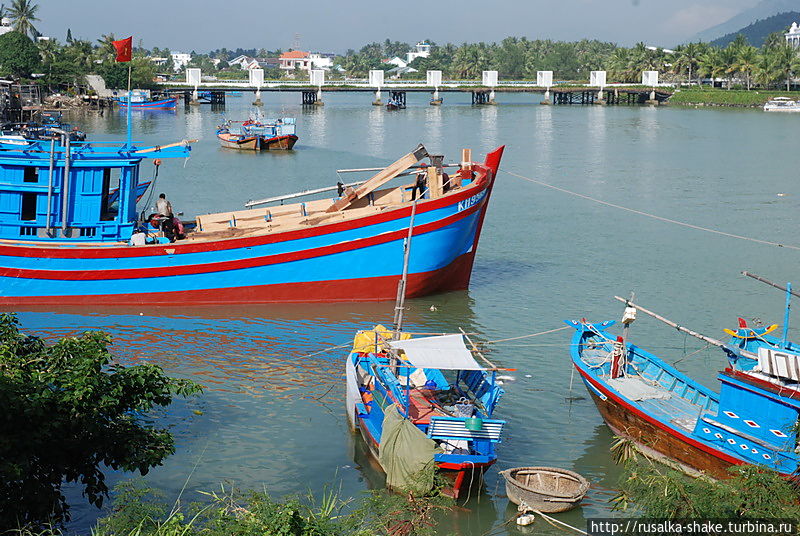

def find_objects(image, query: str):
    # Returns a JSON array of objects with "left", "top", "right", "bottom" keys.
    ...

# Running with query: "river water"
[{"left": 22, "top": 92, "right": 800, "bottom": 534}]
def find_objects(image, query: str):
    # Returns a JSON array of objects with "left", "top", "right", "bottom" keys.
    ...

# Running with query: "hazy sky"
[{"left": 36, "top": 0, "right": 758, "bottom": 53}]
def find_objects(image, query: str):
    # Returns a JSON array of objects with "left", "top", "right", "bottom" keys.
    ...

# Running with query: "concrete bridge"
[{"left": 160, "top": 69, "right": 673, "bottom": 107}]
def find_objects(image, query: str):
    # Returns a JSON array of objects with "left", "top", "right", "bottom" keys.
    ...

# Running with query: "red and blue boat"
[
  {"left": 568, "top": 298, "right": 800, "bottom": 479},
  {"left": 0, "top": 143, "right": 503, "bottom": 306}
]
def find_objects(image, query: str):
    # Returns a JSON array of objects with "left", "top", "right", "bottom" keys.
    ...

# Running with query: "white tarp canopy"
[{"left": 388, "top": 334, "right": 484, "bottom": 370}]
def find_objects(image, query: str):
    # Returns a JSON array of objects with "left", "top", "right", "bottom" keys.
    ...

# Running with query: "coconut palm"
[
  {"left": 769, "top": 45, "right": 800, "bottom": 91},
  {"left": 7, "top": 0, "right": 38, "bottom": 39},
  {"left": 673, "top": 42, "right": 704, "bottom": 85},
  {"left": 698, "top": 49, "right": 725, "bottom": 87},
  {"left": 733, "top": 45, "right": 759, "bottom": 90}
]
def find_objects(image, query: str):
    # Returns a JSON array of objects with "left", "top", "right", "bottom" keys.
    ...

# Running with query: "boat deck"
[
  {"left": 407, "top": 388, "right": 447, "bottom": 424},
  {"left": 605, "top": 372, "right": 704, "bottom": 431}
]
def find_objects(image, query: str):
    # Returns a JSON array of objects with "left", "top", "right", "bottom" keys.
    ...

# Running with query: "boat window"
[
  {"left": 100, "top": 168, "right": 121, "bottom": 221},
  {"left": 23, "top": 167, "right": 38, "bottom": 183},
  {"left": 21, "top": 192, "right": 36, "bottom": 221}
]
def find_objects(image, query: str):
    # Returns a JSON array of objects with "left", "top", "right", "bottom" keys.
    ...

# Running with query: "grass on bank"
[{"left": 669, "top": 87, "right": 800, "bottom": 107}]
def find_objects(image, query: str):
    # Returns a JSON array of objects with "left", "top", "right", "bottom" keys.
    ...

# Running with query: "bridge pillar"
[
  {"left": 373, "top": 89, "right": 382, "bottom": 106},
  {"left": 253, "top": 88, "right": 263, "bottom": 106},
  {"left": 190, "top": 88, "right": 200, "bottom": 106},
  {"left": 430, "top": 87, "right": 442, "bottom": 105},
  {"left": 541, "top": 89, "right": 551, "bottom": 105},
  {"left": 646, "top": 89, "right": 658, "bottom": 106}
]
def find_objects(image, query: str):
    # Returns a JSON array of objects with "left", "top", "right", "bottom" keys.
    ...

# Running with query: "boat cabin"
[{"left": 0, "top": 139, "right": 190, "bottom": 242}]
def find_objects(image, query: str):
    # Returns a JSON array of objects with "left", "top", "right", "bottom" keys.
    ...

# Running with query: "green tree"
[
  {"left": 769, "top": 44, "right": 800, "bottom": 91},
  {"left": 673, "top": 42, "right": 705, "bottom": 85},
  {"left": 7, "top": 0, "right": 38, "bottom": 39},
  {"left": 734, "top": 45, "right": 759, "bottom": 90},
  {"left": 0, "top": 314, "right": 200, "bottom": 528},
  {"left": 0, "top": 30, "right": 40, "bottom": 78}
]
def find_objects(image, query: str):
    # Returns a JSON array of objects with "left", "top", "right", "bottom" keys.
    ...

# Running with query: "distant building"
[
  {"left": 406, "top": 42, "right": 431, "bottom": 64},
  {"left": 787, "top": 22, "right": 800, "bottom": 48},
  {"left": 0, "top": 17, "right": 12, "bottom": 37},
  {"left": 230, "top": 55, "right": 260, "bottom": 69},
  {"left": 170, "top": 52, "right": 191, "bottom": 72},
  {"left": 383, "top": 56, "right": 408, "bottom": 69},
  {"left": 279, "top": 51, "right": 333, "bottom": 71}
]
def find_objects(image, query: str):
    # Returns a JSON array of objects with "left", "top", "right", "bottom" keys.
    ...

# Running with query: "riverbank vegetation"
[
  {"left": 0, "top": 314, "right": 201, "bottom": 530},
  {"left": 611, "top": 439, "right": 800, "bottom": 521}
]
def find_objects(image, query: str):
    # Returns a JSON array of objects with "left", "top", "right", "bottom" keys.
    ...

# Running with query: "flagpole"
[{"left": 126, "top": 60, "right": 132, "bottom": 147}]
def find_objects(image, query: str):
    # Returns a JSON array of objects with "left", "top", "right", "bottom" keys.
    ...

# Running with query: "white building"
[
  {"left": 406, "top": 42, "right": 431, "bottom": 64},
  {"left": 0, "top": 17, "right": 12, "bottom": 37},
  {"left": 309, "top": 53, "right": 333, "bottom": 69},
  {"left": 383, "top": 56, "right": 407, "bottom": 69},
  {"left": 230, "top": 55, "right": 261, "bottom": 70},
  {"left": 170, "top": 52, "right": 191, "bottom": 72},
  {"left": 787, "top": 22, "right": 800, "bottom": 48}
]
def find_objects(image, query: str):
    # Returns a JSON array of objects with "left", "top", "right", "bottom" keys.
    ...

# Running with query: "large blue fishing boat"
[
  {"left": 346, "top": 327, "right": 505, "bottom": 497},
  {"left": 568, "top": 299, "right": 800, "bottom": 479},
  {"left": 0, "top": 143, "right": 503, "bottom": 306}
]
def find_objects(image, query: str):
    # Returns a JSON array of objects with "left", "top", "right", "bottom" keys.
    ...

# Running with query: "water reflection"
[{"left": 367, "top": 104, "right": 385, "bottom": 157}]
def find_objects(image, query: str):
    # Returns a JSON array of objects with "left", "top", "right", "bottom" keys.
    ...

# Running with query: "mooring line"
[{"left": 503, "top": 169, "right": 800, "bottom": 251}]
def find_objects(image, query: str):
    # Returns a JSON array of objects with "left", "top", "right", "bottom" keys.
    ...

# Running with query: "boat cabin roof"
[{"left": 388, "top": 334, "right": 484, "bottom": 370}]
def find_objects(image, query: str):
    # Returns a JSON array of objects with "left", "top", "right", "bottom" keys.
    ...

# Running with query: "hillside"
[
  {"left": 710, "top": 11, "right": 800, "bottom": 47},
  {"left": 691, "top": 0, "right": 798, "bottom": 43}
]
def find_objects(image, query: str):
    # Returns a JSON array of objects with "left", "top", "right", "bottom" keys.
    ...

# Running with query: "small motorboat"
[
  {"left": 764, "top": 97, "right": 800, "bottom": 112},
  {"left": 500, "top": 466, "right": 589, "bottom": 513}
]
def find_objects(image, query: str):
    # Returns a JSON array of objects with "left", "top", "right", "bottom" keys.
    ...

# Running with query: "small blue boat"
[
  {"left": 115, "top": 90, "right": 177, "bottom": 110},
  {"left": 568, "top": 302, "right": 800, "bottom": 478},
  {"left": 346, "top": 328, "right": 505, "bottom": 497}
]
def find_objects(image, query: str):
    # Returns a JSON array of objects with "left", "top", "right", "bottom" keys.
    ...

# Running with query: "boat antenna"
[{"left": 741, "top": 271, "right": 797, "bottom": 349}]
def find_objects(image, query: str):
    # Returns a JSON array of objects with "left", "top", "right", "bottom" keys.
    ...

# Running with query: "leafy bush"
[{"left": 0, "top": 314, "right": 201, "bottom": 529}]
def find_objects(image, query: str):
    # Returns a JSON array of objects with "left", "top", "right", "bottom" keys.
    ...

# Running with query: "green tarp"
[{"left": 378, "top": 406, "right": 442, "bottom": 495}]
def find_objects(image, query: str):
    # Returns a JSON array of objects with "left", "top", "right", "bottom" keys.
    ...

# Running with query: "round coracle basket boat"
[{"left": 500, "top": 466, "right": 590, "bottom": 513}]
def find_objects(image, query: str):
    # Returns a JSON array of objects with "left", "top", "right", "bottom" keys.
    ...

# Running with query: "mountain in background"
[
  {"left": 709, "top": 11, "right": 800, "bottom": 47},
  {"left": 690, "top": 0, "right": 799, "bottom": 42}
]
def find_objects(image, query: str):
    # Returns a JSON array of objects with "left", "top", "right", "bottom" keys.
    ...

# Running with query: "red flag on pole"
[{"left": 112, "top": 36, "right": 133, "bottom": 62}]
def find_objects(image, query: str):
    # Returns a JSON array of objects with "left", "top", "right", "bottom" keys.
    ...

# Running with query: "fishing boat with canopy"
[
  {"left": 568, "top": 294, "right": 800, "bottom": 479},
  {"left": 346, "top": 325, "right": 506, "bottom": 498},
  {"left": 0, "top": 144, "right": 503, "bottom": 305},
  {"left": 216, "top": 117, "right": 298, "bottom": 151}
]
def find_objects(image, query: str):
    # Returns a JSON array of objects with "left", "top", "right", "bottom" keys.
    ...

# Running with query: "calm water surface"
[{"left": 21, "top": 92, "right": 800, "bottom": 534}]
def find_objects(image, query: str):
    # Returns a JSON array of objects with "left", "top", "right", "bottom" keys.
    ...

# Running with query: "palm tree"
[
  {"left": 769, "top": 45, "right": 800, "bottom": 91},
  {"left": 733, "top": 45, "right": 759, "bottom": 90},
  {"left": 673, "top": 42, "right": 704, "bottom": 85},
  {"left": 95, "top": 33, "right": 117, "bottom": 64},
  {"left": 698, "top": 49, "right": 725, "bottom": 87},
  {"left": 7, "top": 0, "right": 38, "bottom": 39}
]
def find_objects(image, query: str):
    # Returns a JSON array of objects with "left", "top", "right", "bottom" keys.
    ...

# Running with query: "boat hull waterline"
[{"left": 0, "top": 147, "right": 504, "bottom": 305}]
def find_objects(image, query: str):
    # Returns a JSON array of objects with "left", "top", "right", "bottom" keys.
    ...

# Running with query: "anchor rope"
[{"left": 503, "top": 169, "right": 800, "bottom": 251}]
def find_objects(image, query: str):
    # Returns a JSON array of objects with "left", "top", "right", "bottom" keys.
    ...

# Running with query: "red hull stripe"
[
  {"left": 0, "top": 201, "right": 482, "bottom": 281},
  {"left": 0, "top": 246, "right": 478, "bottom": 306},
  {"left": 579, "top": 368, "right": 746, "bottom": 467},
  {"left": 0, "top": 168, "right": 491, "bottom": 259}
]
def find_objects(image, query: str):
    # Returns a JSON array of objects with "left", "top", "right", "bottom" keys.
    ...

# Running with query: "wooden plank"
[
  {"left": 326, "top": 144, "right": 428, "bottom": 212},
  {"left": 427, "top": 166, "right": 441, "bottom": 199}
]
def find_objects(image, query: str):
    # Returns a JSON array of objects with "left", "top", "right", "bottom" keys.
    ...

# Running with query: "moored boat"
[
  {"left": 0, "top": 144, "right": 504, "bottom": 305},
  {"left": 568, "top": 301, "right": 800, "bottom": 479},
  {"left": 115, "top": 90, "right": 178, "bottom": 110},
  {"left": 216, "top": 118, "right": 298, "bottom": 151},
  {"left": 763, "top": 97, "right": 800, "bottom": 112},
  {"left": 346, "top": 326, "right": 505, "bottom": 498}
]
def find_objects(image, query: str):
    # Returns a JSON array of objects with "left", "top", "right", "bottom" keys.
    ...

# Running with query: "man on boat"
[
  {"left": 156, "top": 193, "right": 173, "bottom": 218},
  {"left": 411, "top": 168, "right": 427, "bottom": 200}
]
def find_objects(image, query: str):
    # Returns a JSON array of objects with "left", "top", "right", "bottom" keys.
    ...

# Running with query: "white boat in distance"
[{"left": 764, "top": 96, "right": 800, "bottom": 112}]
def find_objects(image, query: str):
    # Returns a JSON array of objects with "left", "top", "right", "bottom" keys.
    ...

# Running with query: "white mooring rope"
[{"left": 503, "top": 169, "right": 800, "bottom": 252}]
